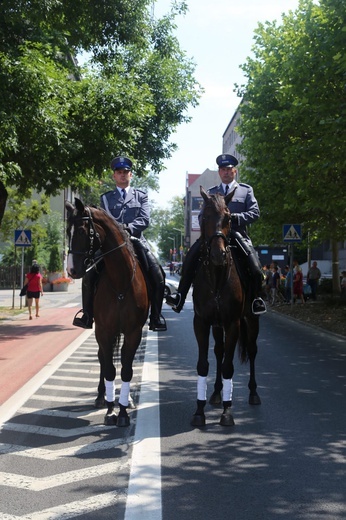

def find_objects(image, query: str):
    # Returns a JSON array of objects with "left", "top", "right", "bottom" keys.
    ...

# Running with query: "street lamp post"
[
  {"left": 168, "top": 236, "right": 176, "bottom": 261},
  {"left": 173, "top": 228, "right": 184, "bottom": 261}
]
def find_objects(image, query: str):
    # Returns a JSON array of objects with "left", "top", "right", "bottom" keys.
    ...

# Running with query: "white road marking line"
[
  {"left": 0, "top": 491, "right": 122, "bottom": 519},
  {"left": 0, "top": 437, "right": 134, "bottom": 459},
  {"left": 0, "top": 460, "right": 128, "bottom": 490},
  {"left": 0, "top": 329, "right": 94, "bottom": 427},
  {"left": 18, "top": 406, "right": 104, "bottom": 418},
  {"left": 1, "top": 421, "right": 117, "bottom": 437},
  {"left": 125, "top": 331, "right": 162, "bottom": 520}
]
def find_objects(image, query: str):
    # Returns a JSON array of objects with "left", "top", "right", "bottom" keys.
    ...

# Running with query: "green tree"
[
  {"left": 147, "top": 196, "right": 185, "bottom": 260},
  {"left": 236, "top": 0, "right": 346, "bottom": 293},
  {"left": 0, "top": 1, "right": 202, "bottom": 224}
]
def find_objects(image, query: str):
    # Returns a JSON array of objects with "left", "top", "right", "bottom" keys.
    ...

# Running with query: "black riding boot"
[
  {"left": 166, "top": 239, "right": 201, "bottom": 313},
  {"left": 147, "top": 256, "right": 167, "bottom": 331},
  {"left": 73, "top": 269, "right": 97, "bottom": 329},
  {"left": 132, "top": 239, "right": 167, "bottom": 331},
  {"left": 232, "top": 232, "right": 266, "bottom": 315}
]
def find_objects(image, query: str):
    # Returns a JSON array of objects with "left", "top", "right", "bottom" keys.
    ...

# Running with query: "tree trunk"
[
  {"left": 331, "top": 238, "right": 341, "bottom": 296},
  {"left": 0, "top": 181, "right": 8, "bottom": 227}
]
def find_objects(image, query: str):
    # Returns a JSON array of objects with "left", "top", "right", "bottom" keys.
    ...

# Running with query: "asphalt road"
[{"left": 0, "top": 275, "right": 345, "bottom": 519}]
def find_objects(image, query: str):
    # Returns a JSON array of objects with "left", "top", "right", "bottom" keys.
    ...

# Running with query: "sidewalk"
[{"left": 0, "top": 278, "right": 82, "bottom": 316}]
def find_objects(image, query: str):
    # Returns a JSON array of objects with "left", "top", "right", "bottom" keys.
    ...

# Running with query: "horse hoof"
[
  {"left": 249, "top": 394, "right": 261, "bottom": 405},
  {"left": 104, "top": 413, "right": 117, "bottom": 426},
  {"left": 117, "top": 415, "right": 130, "bottom": 427},
  {"left": 95, "top": 397, "right": 106, "bottom": 409},
  {"left": 220, "top": 412, "right": 235, "bottom": 427},
  {"left": 191, "top": 414, "right": 206, "bottom": 427},
  {"left": 209, "top": 391, "right": 222, "bottom": 406}
]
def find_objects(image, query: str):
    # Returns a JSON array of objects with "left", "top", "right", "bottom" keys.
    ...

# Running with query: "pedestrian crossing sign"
[
  {"left": 15, "top": 229, "right": 32, "bottom": 246},
  {"left": 283, "top": 224, "right": 302, "bottom": 242}
]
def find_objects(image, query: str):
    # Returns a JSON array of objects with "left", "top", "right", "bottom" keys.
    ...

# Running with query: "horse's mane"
[{"left": 89, "top": 205, "right": 134, "bottom": 249}]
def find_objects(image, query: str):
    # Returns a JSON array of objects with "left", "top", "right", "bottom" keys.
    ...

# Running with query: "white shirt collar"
[{"left": 222, "top": 180, "right": 237, "bottom": 192}]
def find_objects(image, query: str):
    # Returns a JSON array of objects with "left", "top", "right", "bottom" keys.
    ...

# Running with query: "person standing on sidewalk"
[
  {"left": 307, "top": 261, "right": 321, "bottom": 301},
  {"left": 24, "top": 264, "right": 43, "bottom": 320}
]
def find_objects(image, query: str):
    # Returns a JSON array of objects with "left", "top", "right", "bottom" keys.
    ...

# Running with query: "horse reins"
[
  {"left": 69, "top": 207, "right": 137, "bottom": 300},
  {"left": 68, "top": 207, "right": 127, "bottom": 272}
]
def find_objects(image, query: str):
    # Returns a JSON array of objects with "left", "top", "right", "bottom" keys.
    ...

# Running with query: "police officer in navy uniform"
[
  {"left": 73, "top": 156, "right": 167, "bottom": 331},
  {"left": 166, "top": 153, "right": 266, "bottom": 315}
]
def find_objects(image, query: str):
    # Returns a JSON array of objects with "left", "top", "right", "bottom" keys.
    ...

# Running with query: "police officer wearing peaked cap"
[
  {"left": 73, "top": 155, "right": 167, "bottom": 331},
  {"left": 166, "top": 153, "right": 267, "bottom": 315}
]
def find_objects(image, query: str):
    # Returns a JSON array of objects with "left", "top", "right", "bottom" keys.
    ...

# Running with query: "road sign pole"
[
  {"left": 290, "top": 245, "right": 294, "bottom": 309},
  {"left": 20, "top": 248, "right": 25, "bottom": 309}
]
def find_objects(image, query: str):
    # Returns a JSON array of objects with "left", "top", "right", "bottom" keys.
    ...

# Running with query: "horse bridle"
[
  {"left": 68, "top": 207, "right": 127, "bottom": 272},
  {"left": 204, "top": 231, "right": 231, "bottom": 263}
]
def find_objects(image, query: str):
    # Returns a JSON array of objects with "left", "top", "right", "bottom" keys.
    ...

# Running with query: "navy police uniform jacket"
[
  {"left": 100, "top": 187, "right": 149, "bottom": 241},
  {"left": 206, "top": 182, "right": 260, "bottom": 238}
]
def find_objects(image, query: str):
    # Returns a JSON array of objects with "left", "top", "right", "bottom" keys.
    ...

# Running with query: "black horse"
[
  {"left": 191, "top": 186, "right": 261, "bottom": 427},
  {"left": 66, "top": 199, "right": 149, "bottom": 427}
]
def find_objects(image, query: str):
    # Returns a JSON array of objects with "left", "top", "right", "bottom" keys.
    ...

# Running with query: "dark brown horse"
[
  {"left": 191, "top": 186, "right": 260, "bottom": 427},
  {"left": 65, "top": 198, "right": 149, "bottom": 426}
]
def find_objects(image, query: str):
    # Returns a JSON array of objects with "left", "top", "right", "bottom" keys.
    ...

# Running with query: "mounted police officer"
[
  {"left": 166, "top": 153, "right": 266, "bottom": 315},
  {"left": 73, "top": 156, "right": 167, "bottom": 331}
]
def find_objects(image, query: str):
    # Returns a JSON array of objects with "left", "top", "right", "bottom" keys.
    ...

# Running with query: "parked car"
[{"left": 164, "top": 279, "right": 179, "bottom": 298}]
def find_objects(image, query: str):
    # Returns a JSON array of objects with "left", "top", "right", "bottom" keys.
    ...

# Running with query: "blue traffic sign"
[
  {"left": 283, "top": 224, "right": 302, "bottom": 242},
  {"left": 15, "top": 229, "right": 32, "bottom": 246}
]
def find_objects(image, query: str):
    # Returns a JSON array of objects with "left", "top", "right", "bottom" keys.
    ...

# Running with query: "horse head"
[
  {"left": 200, "top": 185, "right": 235, "bottom": 267},
  {"left": 65, "top": 198, "right": 102, "bottom": 279}
]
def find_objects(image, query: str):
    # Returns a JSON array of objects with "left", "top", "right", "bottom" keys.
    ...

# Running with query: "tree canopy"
[
  {"left": 236, "top": 0, "right": 346, "bottom": 250},
  {"left": 0, "top": 0, "right": 202, "bottom": 222}
]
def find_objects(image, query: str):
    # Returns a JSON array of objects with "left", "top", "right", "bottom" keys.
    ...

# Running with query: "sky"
[{"left": 149, "top": 0, "right": 300, "bottom": 208}]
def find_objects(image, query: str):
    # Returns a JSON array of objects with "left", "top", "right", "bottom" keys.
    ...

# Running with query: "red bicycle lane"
[{"left": 0, "top": 307, "right": 90, "bottom": 406}]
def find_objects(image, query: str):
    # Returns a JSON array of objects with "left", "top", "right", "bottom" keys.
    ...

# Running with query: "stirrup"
[
  {"left": 166, "top": 292, "right": 184, "bottom": 312},
  {"left": 73, "top": 309, "right": 93, "bottom": 329},
  {"left": 252, "top": 298, "right": 267, "bottom": 316}
]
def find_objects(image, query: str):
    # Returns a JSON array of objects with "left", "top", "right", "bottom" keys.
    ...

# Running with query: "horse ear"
[
  {"left": 74, "top": 198, "right": 85, "bottom": 212},
  {"left": 65, "top": 200, "right": 74, "bottom": 214},
  {"left": 225, "top": 187, "right": 237, "bottom": 205},
  {"left": 200, "top": 185, "right": 209, "bottom": 201}
]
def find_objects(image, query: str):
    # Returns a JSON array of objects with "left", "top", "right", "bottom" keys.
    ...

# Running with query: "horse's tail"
[{"left": 238, "top": 317, "right": 249, "bottom": 364}]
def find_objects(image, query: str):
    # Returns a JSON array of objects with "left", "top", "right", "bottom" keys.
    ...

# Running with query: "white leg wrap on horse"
[
  {"left": 105, "top": 380, "right": 115, "bottom": 403},
  {"left": 222, "top": 378, "right": 233, "bottom": 402},
  {"left": 197, "top": 375, "right": 207, "bottom": 401},
  {"left": 119, "top": 381, "right": 130, "bottom": 407}
]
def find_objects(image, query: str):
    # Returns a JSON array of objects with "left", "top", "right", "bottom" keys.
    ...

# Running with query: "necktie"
[
  {"left": 225, "top": 185, "right": 229, "bottom": 195},
  {"left": 121, "top": 189, "right": 126, "bottom": 199}
]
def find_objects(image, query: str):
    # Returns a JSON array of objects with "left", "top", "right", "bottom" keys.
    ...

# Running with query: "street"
[{"left": 0, "top": 275, "right": 345, "bottom": 519}]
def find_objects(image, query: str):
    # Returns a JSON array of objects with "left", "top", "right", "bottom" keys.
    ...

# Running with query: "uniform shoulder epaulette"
[
  {"left": 102, "top": 190, "right": 115, "bottom": 197},
  {"left": 207, "top": 185, "right": 219, "bottom": 192},
  {"left": 134, "top": 188, "right": 147, "bottom": 194},
  {"left": 238, "top": 182, "right": 251, "bottom": 188}
]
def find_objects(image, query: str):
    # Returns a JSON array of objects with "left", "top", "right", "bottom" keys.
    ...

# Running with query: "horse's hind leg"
[
  {"left": 242, "top": 316, "right": 261, "bottom": 405},
  {"left": 209, "top": 326, "right": 224, "bottom": 406},
  {"left": 95, "top": 348, "right": 106, "bottom": 409}
]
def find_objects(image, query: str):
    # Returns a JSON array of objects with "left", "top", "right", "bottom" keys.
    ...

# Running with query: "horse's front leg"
[
  {"left": 209, "top": 326, "right": 224, "bottom": 406},
  {"left": 100, "top": 347, "right": 117, "bottom": 426},
  {"left": 191, "top": 316, "right": 210, "bottom": 427},
  {"left": 244, "top": 316, "right": 261, "bottom": 405},
  {"left": 116, "top": 330, "right": 142, "bottom": 427},
  {"left": 219, "top": 320, "right": 239, "bottom": 426}
]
